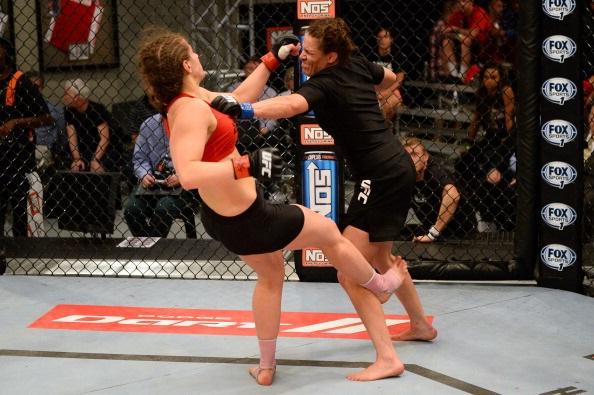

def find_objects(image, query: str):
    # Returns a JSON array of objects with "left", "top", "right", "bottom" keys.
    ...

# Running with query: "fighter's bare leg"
[
  {"left": 241, "top": 251, "right": 285, "bottom": 385},
  {"left": 338, "top": 271, "right": 405, "bottom": 381},
  {"left": 388, "top": 255, "right": 437, "bottom": 342},
  {"left": 344, "top": 226, "right": 437, "bottom": 342}
]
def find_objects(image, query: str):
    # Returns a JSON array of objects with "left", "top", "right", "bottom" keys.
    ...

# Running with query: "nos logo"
[
  {"left": 541, "top": 120, "right": 577, "bottom": 147},
  {"left": 541, "top": 161, "right": 577, "bottom": 189},
  {"left": 541, "top": 78, "right": 577, "bottom": 105},
  {"left": 542, "top": 0, "right": 576, "bottom": 20},
  {"left": 541, "top": 203, "right": 577, "bottom": 230},
  {"left": 542, "top": 35, "right": 577, "bottom": 63},
  {"left": 540, "top": 244, "right": 577, "bottom": 271}
]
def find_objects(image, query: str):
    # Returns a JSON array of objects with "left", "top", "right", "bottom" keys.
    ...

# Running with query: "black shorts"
[
  {"left": 200, "top": 193, "right": 305, "bottom": 255},
  {"left": 341, "top": 160, "right": 416, "bottom": 242}
]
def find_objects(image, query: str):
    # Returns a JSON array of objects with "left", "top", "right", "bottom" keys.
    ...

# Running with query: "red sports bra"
[{"left": 164, "top": 93, "right": 238, "bottom": 162}]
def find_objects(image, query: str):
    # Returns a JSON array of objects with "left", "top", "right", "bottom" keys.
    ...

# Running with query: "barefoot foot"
[
  {"left": 249, "top": 366, "right": 276, "bottom": 386},
  {"left": 347, "top": 359, "right": 404, "bottom": 381},
  {"left": 391, "top": 324, "right": 437, "bottom": 342}
]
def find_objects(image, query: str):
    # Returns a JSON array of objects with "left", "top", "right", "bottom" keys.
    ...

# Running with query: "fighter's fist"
[
  {"left": 271, "top": 33, "right": 301, "bottom": 61},
  {"left": 211, "top": 95, "right": 254, "bottom": 119},
  {"left": 261, "top": 33, "right": 301, "bottom": 71},
  {"left": 232, "top": 147, "right": 284, "bottom": 181}
]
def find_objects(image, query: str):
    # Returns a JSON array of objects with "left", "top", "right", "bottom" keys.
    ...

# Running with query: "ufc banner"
[
  {"left": 538, "top": 0, "right": 583, "bottom": 291},
  {"left": 293, "top": 0, "right": 341, "bottom": 282}
]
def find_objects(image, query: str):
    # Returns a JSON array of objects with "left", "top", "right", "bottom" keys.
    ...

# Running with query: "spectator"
[
  {"left": 228, "top": 56, "right": 278, "bottom": 142},
  {"left": 25, "top": 70, "right": 65, "bottom": 170},
  {"left": 467, "top": 62, "right": 515, "bottom": 144},
  {"left": 63, "top": 78, "right": 113, "bottom": 172},
  {"left": 457, "top": 63, "right": 515, "bottom": 231},
  {"left": 481, "top": 0, "right": 509, "bottom": 66},
  {"left": 404, "top": 137, "right": 475, "bottom": 241},
  {"left": 429, "top": 0, "right": 463, "bottom": 81},
  {"left": 368, "top": 27, "right": 405, "bottom": 122},
  {"left": 442, "top": 0, "right": 491, "bottom": 80},
  {"left": 0, "top": 37, "right": 53, "bottom": 270},
  {"left": 123, "top": 113, "right": 198, "bottom": 238},
  {"left": 369, "top": 27, "right": 400, "bottom": 72}
]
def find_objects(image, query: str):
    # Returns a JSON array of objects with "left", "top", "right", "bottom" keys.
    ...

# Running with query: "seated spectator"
[
  {"left": 429, "top": 0, "right": 462, "bottom": 81},
  {"left": 25, "top": 70, "right": 65, "bottom": 170},
  {"left": 457, "top": 63, "right": 515, "bottom": 231},
  {"left": 404, "top": 138, "right": 475, "bottom": 241},
  {"left": 123, "top": 113, "right": 198, "bottom": 238},
  {"left": 481, "top": 0, "right": 511, "bottom": 66},
  {"left": 369, "top": 27, "right": 402, "bottom": 73},
  {"left": 441, "top": 0, "right": 491, "bottom": 80},
  {"left": 63, "top": 78, "right": 114, "bottom": 172},
  {"left": 228, "top": 56, "right": 278, "bottom": 151},
  {"left": 466, "top": 62, "right": 515, "bottom": 145},
  {"left": 368, "top": 27, "right": 405, "bottom": 122}
]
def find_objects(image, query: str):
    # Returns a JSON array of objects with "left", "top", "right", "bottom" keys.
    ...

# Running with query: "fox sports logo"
[
  {"left": 541, "top": 203, "right": 577, "bottom": 230},
  {"left": 541, "top": 78, "right": 577, "bottom": 105},
  {"left": 540, "top": 244, "right": 577, "bottom": 271},
  {"left": 542, "top": 35, "right": 576, "bottom": 63},
  {"left": 541, "top": 120, "right": 577, "bottom": 147},
  {"left": 542, "top": 0, "right": 576, "bottom": 20},
  {"left": 541, "top": 161, "right": 577, "bottom": 189}
]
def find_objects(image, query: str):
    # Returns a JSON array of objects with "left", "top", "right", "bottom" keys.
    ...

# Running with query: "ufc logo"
[
  {"left": 261, "top": 151, "right": 272, "bottom": 178},
  {"left": 357, "top": 180, "right": 371, "bottom": 204}
]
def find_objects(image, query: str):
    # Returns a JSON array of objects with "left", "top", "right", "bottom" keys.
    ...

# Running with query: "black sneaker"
[{"left": 0, "top": 255, "right": 6, "bottom": 275}]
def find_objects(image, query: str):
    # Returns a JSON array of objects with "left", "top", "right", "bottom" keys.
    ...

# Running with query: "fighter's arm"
[
  {"left": 375, "top": 67, "right": 405, "bottom": 92},
  {"left": 201, "top": 39, "right": 300, "bottom": 103},
  {"left": 414, "top": 183, "right": 460, "bottom": 243},
  {"left": 252, "top": 93, "right": 309, "bottom": 119},
  {"left": 199, "top": 62, "right": 274, "bottom": 103}
]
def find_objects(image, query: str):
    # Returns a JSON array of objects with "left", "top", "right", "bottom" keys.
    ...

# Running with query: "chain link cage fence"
[{"left": 0, "top": 0, "right": 589, "bottom": 291}]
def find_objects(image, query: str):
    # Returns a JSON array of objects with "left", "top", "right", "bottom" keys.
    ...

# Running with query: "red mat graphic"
[{"left": 30, "top": 304, "right": 433, "bottom": 340}]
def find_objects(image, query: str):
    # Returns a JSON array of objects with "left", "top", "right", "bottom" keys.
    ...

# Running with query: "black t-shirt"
[
  {"left": 369, "top": 52, "right": 399, "bottom": 73},
  {"left": 0, "top": 71, "right": 50, "bottom": 176},
  {"left": 65, "top": 101, "right": 110, "bottom": 162},
  {"left": 297, "top": 53, "right": 410, "bottom": 180},
  {"left": 412, "top": 156, "right": 456, "bottom": 224}
]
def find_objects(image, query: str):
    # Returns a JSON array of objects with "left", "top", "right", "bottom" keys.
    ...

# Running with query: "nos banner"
[
  {"left": 538, "top": 0, "right": 583, "bottom": 291},
  {"left": 293, "top": 0, "right": 341, "bottom": 282}
]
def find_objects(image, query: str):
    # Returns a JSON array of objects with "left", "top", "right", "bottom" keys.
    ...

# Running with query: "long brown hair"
[
  {"left": 137, "top": 27, "right": 189, "bottom": 114},
  {"left": 306, "top": 18, "right": 358, "bottom": 65}
]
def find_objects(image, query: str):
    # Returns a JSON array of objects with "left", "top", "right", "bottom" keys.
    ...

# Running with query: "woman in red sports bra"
[{"left": 137, "top": 27, "right": 408, "bottom": 386}]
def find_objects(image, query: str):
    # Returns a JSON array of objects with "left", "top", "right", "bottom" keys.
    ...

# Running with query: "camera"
[{"left": 153, "top": 155, "right": 174, "bottom": 184}]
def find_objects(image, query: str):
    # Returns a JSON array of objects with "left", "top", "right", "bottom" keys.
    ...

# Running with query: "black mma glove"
[
  {"left": 211, "top": 95, "right": 254, "bottom": 119},
  {"left": 261, "top": 33, "right": 300, "bottom": 71},
  {"left": 232, "top": 147, "right": 283, "bottom": 181}
]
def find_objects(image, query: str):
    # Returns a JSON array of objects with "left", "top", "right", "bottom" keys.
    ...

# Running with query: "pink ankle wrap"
[
  {"left": 258, "top": 338, "right": 277, "bottom": 369},
  {"left": 362, "top": 270, "right": 402, "bottom": 294}
]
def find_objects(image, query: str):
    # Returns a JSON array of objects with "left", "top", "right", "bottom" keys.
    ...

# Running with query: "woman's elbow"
[{"left": 176, "top": 170, "right": 195, "bottom": 190}]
